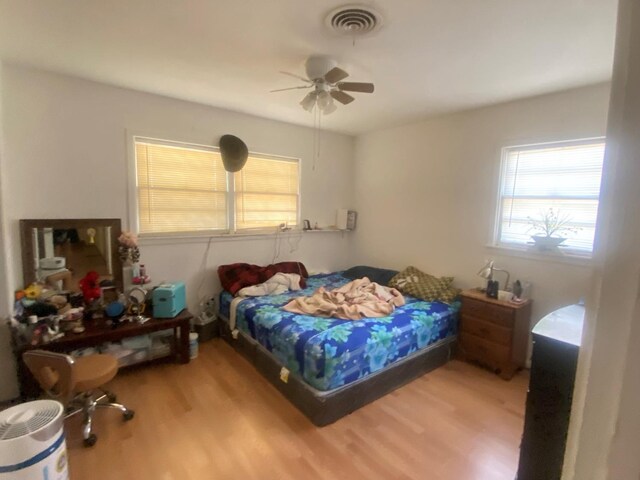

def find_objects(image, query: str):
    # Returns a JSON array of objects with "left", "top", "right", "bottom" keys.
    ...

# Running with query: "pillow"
[
  {"left": 389, "top": 266, "right": 456, "bottom": 302},
  {"left": 438, "top": 286, "right": 461, "bottom": 304},
  {"left": 342, "top": 266, "right": 399, "bottom": 286}
]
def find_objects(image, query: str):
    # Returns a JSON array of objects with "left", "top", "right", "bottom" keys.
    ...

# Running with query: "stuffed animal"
[
  {"left": 47, "top": 294, "right": 71, "bottom": 315},
  {"left": 79, "top": 271, "right": 101, "bottom": 304},
  {"left": 23, "top": 284, "right": 42, "bottom": 300}
]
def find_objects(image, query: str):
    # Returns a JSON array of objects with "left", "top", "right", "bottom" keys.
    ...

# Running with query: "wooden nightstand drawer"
[
  {"left": 459, "top": 289, "right": 532, "bottom": 380},
  {"left": 460, "top": 315, "right": 512, "bottom": 346},
  {"left": 460, "top": 332, "right": 510, "bottom": 365},
  {"left": 461, "top": 297, "right": 514, "bottom": 327}
]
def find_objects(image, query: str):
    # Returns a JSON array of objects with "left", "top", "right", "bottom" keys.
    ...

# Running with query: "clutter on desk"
[
  {"left": 9, "top": 244, "right": 188, "bottom": 349},
  {"left": 119, "top": 231, "right": 151, "bottom": 285},
  {"left": 132, "top": 263, "right": 151, "bottom": 285},
  {"left": 152, "top": 281, "right": 186, "bottom": 318},
  {"left": 126, "top": 286, "right": 149, "bottom": 324}
]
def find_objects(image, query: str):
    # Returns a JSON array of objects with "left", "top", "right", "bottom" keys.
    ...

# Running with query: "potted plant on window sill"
[{"left": 528, "top": 208, "right": 580, "bottom": 252}]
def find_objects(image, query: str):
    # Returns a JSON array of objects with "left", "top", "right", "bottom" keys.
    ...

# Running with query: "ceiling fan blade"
[
  {"left": 324, "top": 67, "right": 349, "bottom": 84},
  {"left": 279, "top": 71, "right": 312, "bottom": 83},
  {"left": 270, "top": 85, "right": 312, "bottom": 93},
  {"left": 330, "top": 90, "right": 355, "bottom": 105},
  {"left": 337, "top": 82, "right": 375, "bottom": 93}
]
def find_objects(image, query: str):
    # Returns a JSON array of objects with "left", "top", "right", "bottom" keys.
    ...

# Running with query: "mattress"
[{"left": 219, "top": 272, "right": 459, "bottom": 391}]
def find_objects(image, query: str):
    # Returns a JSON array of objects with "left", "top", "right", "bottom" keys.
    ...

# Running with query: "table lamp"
[{"left": 478, "top": 260, "right": 510, "bottom": 298}]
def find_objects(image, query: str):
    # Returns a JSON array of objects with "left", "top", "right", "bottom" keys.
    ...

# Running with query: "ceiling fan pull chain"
[
  {"left": 312, "top": 107, "right": 318, "bottom": 171},
  {"left": 317, "top": 111, "right": 322, "bottom": 168}
]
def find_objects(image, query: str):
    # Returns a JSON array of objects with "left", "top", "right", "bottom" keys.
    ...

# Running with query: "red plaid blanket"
[{"left": 218, "top": 262, "right": 309, "bottom": 296}]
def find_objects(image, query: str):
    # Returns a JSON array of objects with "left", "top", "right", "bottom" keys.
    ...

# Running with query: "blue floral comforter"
[{"left": 219, "top": 272, "right": 459, "bottom": 392}]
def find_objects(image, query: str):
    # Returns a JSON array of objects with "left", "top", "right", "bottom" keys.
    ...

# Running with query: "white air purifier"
[{"left": 0, "top": 400, "right": 68, "bottom": 480}]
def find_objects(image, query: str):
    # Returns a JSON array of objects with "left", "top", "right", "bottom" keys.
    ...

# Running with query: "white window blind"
[
  {"left": 135, "top": 139, "right": 228, "bottom": 234},
  {"left": 496, "top": 139, "right": 605, "bottom": 254},
  {"left": 234, "top": 155, "right": 299, "bottom": 231},
  {"left": 133, "top": 137, "right": 301, "bottom": 236}
]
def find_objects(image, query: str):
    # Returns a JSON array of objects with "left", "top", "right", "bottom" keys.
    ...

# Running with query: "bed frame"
[{"left": 217, "top": 315, "right": 457, "bottom": 426}]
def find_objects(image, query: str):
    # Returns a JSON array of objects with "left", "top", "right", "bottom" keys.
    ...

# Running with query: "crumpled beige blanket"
[{"left": 283, "top": 277, "right": 405, "bottom": 320}]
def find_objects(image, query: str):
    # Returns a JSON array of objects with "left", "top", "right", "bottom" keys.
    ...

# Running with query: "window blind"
[
  {"left": 135, "top": 139, "right": 228, "bottom": 234},
  {"left": 497, "top": 140, "right": 605, "bottom": 253},
  {"left": 234, "top": 155, "right": 299, "bottom": 231}
]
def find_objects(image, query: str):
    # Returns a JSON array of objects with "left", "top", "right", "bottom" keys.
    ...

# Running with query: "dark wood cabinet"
[
  {"left": 517, "top": 304, "right": 584, "bottom": 480},
  {"left": 458, "top": 289, "right": 532, "bottom": 379}
]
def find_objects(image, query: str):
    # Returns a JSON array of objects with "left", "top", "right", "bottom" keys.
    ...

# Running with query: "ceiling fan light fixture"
[
  {"left": 317, "top": 91, "right": 332, "bottom": 110},
  {"left": 274, "top": 55, "right": 374, "bottom": 114},
  {"left": 305, "top": 56, "right": 338, "bottom": 82},
  {"left": 322, "top": 101, "right": 337, "bottom": 115},
  {"left": 300, "top": 92, "right": 317, "bottom": 112}
]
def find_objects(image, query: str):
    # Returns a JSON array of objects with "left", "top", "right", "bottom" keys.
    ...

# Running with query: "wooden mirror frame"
[{"left": 20, "top": 218, "right": 123, "bottom": 292}]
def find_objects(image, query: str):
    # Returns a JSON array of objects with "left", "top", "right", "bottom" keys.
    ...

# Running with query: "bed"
[{"left": 217, "top": 271, "right": 459, "bottom": 426}]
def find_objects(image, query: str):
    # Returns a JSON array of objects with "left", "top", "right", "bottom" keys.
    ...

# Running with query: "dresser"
[
  {"left": 516, "top": 304, "right": 584, "bottom": 480},
  {"left": 458, "top": 289, "right": 532, "bottom": 379}
]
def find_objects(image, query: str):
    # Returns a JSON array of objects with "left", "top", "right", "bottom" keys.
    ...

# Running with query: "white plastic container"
[
  {"left": 0, "top": 400, "right": 69, "bottom": 479},
  {"left": 189, "top": 332, "right": 199, "bottom": 359}
]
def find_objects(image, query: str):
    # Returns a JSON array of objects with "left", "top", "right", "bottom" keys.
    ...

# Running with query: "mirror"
[{"left": 20, "top": 219, "right": 123, "bottom": 293}]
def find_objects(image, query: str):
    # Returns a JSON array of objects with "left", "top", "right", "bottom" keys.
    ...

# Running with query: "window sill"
[
  {"left": 138, "top": 228, "right": 348, "bottom": 246},
  {"left": 485, "top": 244, "right": 593, "bottom": 267}
]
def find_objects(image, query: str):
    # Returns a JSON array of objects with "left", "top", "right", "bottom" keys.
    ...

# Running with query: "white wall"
[
  {"left": 565, "top": 0, "right": 640, "bottom": 477},
  {"left": 351, "top": 83, "right": 611, "bottom": 326},
  {"left": 0, "top": 64, "right": 355, "bottom": 400},
  {"left": 0, "top": 62, "right": 19, "bottom": 401}
]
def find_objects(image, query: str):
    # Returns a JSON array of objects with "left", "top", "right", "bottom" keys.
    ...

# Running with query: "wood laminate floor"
[{"left": 65, "top": 339, "right": 528, "bottom": 480}]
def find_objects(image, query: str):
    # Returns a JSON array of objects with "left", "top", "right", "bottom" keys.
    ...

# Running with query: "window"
[
  {"left": 234, "top": 155, "right": 299, "bottom": 231},
  {"left": 133, "top": 137, "right": 300, "bottom": 235},
  {"left": 495, "top": 139, "right": 605, "bottom": 254}
]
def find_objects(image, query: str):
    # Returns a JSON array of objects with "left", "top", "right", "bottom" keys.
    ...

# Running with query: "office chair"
[{"left": 22, "top": 350, "right": 135, "bottom": 447}]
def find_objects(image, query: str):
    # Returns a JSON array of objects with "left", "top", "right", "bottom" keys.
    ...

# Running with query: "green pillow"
[
  {"left": 389, "top": 266, "right": 456, "bottom": 303},
  {"left": 438, "top": 286, "right": 461, "bottom": 304}
]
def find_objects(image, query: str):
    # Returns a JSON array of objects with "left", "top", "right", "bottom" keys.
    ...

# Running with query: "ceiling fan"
[{"left": 271, "top": 55, "right": 374, "bottom": 115}]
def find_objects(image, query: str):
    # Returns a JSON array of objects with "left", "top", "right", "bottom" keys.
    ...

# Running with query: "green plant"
[{"left": 527, "top": 208, "right": 580, "bottom": 238}]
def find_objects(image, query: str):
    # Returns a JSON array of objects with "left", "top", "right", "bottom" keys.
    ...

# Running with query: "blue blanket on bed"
[{"left": 219, "top": 272, "right": 459, "bottom": 391}]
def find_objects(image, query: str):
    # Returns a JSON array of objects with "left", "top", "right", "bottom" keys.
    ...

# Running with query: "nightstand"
[{"left": 458, "top": 289, "right": 532, "bottom": 380}]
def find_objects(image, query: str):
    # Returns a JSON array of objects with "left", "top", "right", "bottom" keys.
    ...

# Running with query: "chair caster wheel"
[
  {"left": 123, "top": 410, "right": 135, "bottom": 421},
  {"left": 84, "top": 434, "right": 97, "bottom": 447}
]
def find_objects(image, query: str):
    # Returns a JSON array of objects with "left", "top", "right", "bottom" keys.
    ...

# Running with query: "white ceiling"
[{"left": 0, "top": 0, "right": 618, "bottom": 135}]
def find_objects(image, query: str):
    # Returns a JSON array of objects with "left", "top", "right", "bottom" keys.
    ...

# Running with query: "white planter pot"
[{"left": 531, "top": 235, "right": 566, "bottom": 252}]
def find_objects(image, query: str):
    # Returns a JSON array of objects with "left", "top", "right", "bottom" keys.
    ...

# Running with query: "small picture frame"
[{"left": 303, "top": 219, "right": 311, "bottom": 231}]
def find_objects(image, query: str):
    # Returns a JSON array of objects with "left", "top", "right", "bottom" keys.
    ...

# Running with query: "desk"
[{"left": 15, "top": 309, "right": 192, "bottom": 399}]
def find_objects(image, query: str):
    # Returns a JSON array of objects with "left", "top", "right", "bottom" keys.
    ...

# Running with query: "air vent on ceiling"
[{"left": 325, "top": 5, "right": 383, "bottom": 37}]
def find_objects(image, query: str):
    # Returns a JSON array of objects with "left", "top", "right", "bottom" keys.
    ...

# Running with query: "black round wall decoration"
[{"left": 219, "top": 134, "right": 249, "bottom": 172}]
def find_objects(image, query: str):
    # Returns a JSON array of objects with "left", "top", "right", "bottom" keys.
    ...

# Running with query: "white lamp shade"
[
  {"left": 478, "top": 260, "right": 494, "bottom": 279},
  {"left": 322, "top": 101, "right": 337, "bottom": 115},
  {"left": 300, "top": 92, "right": 316, "bottom": 111},
  {"left": 317, "top": 91, "right": 332, "bottom": 110}
]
